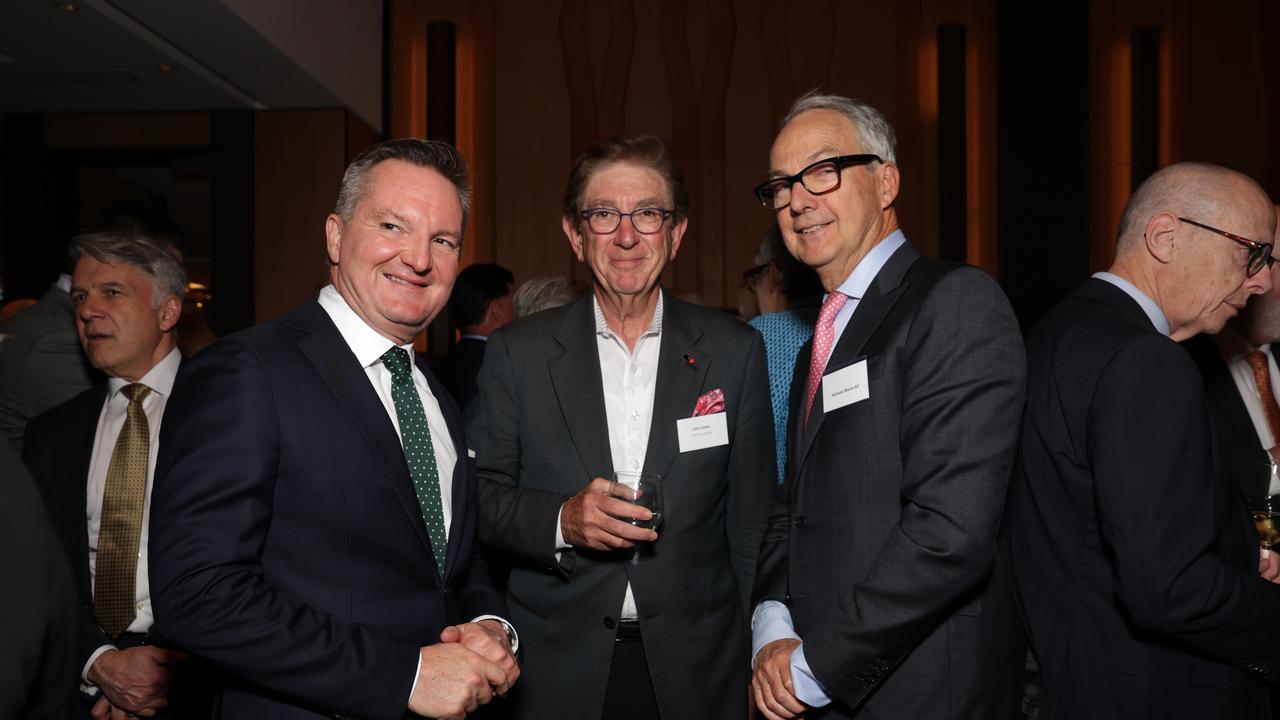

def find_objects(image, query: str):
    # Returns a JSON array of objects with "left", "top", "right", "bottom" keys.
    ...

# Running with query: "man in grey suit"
[
  {"left": 471, "top": 133, "right": 775, "bottom": 720},
  {"left": 750, "top": 93, "right": 1026, "bottom": 719},
  {"left": 0, "top": 271, "right": 98, "bottom": 452}
]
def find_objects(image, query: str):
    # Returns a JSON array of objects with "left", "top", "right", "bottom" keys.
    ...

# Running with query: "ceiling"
[{"left": 0, "top": 0, "right": 378, "bottom": 124}]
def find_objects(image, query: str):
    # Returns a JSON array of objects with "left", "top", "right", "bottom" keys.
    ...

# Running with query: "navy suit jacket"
[
  {"left": 1008, "top": 279, "right": 1280, "bottom": 719},
  {"left": 149, "top": 299, "right": 504, "bottom": 719}
]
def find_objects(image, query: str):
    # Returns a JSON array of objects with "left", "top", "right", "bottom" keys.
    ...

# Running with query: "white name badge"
[
  {"left": 822, "top": 359, "right": 870, "bottom": 413},
  {"left": 677, "top": 411, "right": 729, "bottom": 453}
]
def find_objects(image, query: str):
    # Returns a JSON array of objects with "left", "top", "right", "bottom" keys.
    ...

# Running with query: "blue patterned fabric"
[{"left": 749, "top": 310, "right": 815, "bottom": 483}]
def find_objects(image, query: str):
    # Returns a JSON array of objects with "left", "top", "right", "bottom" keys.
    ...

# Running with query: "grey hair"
[
  {"left": 1116, "top": 161, "right": 1258, "bottom": 251},
  {"left": 334, "top": 138, "right": 471, "bottom": 235},
  {"left": 781, "top": 91, "right": 898, "bottom": 164},
  {"left": 514, "top": 275, "right": 578, "bottom": 318},
  {"left": 69, "top": 230, "right": 187, "bottom": 306}
]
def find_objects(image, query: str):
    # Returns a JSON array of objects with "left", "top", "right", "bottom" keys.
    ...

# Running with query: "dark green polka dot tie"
[{"left": 381, "top": 347, "right": 447, "bottom": 576}]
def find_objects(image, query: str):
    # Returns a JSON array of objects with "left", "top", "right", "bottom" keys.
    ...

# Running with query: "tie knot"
[
  {"left": 818, "top": 291, "right": 849, "bottom": 324},
  {"left": 1248, "top": 350, "right": 1271, "bottom": 374},
  {"left": 120, "top": 383, "right": 151, "bottom": 405},
  {"left": 381, "top": 346, "right": 413, "bottom": 382}
]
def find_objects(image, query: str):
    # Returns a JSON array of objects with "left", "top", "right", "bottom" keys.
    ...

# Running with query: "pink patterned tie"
[{"left": 804, "top": 291, "right": 849, "bottom": 428}]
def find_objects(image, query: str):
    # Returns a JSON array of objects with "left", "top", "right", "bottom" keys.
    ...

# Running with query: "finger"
[
  {"left": 440, "top": 625, "right": 463, "bottom": 644},
  {"left": 90, "top": 698, "right": 112, "bottom": 720},
  {"left": 769, "top": 663, "right": 806, "bottom": 717}
]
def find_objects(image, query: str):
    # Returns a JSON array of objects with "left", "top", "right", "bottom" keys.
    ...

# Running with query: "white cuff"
[
  {"left": 471, "top": 615, "right": 520, "bottom": 654},
  {"left": 80, "top": 644, "right": 117, "bottom": 695}
]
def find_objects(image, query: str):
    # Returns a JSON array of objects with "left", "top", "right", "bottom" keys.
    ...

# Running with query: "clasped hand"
[{"left": 409, "top": 620, "right": 520, "bottom": 720}]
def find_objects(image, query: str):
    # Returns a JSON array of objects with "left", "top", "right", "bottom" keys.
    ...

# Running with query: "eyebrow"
[
  {"left": 368, "top": 209, "right": 415, "bottom": 226},
  {"left": 584, "top": 197, "right": 667, "bottom": 209},
  {"left": 767, "top": 146, "right": 845, "bottom": 179}
]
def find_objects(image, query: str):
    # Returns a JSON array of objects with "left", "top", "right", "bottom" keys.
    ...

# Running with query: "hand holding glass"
[
  {"left": 611, "top": 472, "right": 663, "bottom": 531},
  {"left": 1250, "top": 462, "right": 1280, "bottom": 550}
]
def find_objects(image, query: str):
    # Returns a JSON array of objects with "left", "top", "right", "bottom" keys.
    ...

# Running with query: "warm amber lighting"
[
  {"left": 53, "top": 2, "right": 76, "bottom": 12},
  {"left": 158, "top": 63, "right": 173, "bottom": 73}
]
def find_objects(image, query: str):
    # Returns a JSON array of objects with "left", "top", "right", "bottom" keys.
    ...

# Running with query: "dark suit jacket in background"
[
  {"left": 0, "top": 282, "right": 98, "bottom": 453},
  {"left": 1007, "top": 279, "right": 1280, "bottom": 719},
  {"left": 754, "top": 242, "right": 1027, "bottom": 719},
  {"left": 25, "top": 384, "right": 114, "bottom": 670},
  {"left": 149, "top": 299, "right": 506, "bottom": 720},
  {"left": 0, "top": 434, "right": 77, "bottom": 720},
  {"left": 435, "top": 335, "right": 487, "bottom": 420},
  {"left": 471, "top": 291, "right": 775, "bottom": 720},
  {"left": 1184, "top": 334, "right": 1275, "bottom": 502}
]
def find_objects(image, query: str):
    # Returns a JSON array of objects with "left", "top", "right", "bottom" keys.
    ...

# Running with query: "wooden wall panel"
[{"left": 253, "top": 110, "right": 344, "bottom": 323}]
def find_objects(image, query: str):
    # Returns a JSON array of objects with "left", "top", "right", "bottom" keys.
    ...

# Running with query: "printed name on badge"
[
  {"left": 677, "top": 411, "right": 729, "bottom": 453},
  {"left": 822, "top": 359, "right": 870, "bottom": 413}
]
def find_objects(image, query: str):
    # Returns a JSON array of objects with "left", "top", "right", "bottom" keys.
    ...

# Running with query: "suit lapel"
[
  {"left": 794, "top": 243, "right": 920, "bottom": 473},
  {"left": 548, "top": 296, "right": 616, "bottom": 480},
  {"left": 642, "top": 292, "right": 709, "bottom": 481},
  {"left": 292, "top": 303, "right": 436, "bottom": 564},
  {"left": 65, "top": 385, "right": 108, "bottom": 598}
]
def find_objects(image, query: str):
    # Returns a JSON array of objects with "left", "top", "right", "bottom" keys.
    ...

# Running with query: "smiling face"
[
  {"left": 562, "top": 161, "right": 687, "bottom": 301},
  {"left": 767, "top": 109, "right": 899, "bottom": 290},
  {"left": 326, "top": 159, "right": 464, "bottom": 344},
  {"left": 71, "top": 257, "right": 180, "bottom": 381}
]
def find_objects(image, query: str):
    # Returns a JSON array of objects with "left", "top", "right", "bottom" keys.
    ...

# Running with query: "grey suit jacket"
[
  {"left": 0, "top": 283, "right": 98, "bottom": 452},
  {"left": 755, "top": 242, "right": 1027, "bottom": 719},
  {"left": 471, "top": 290, "right": 775, "bottom": 720}
]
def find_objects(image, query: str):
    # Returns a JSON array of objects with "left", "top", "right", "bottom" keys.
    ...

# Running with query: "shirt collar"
[
  {"left": 1092, "top": 272, "right": 1172, "bottom": 336},
  {"left": 317, "top": 284, "right": 414, "bottom": 369},
  {"left": 832, "top": 229, "right": 907, "bottom": 301},
  {"left": 593, "top": 292, "right": 664, "bottom": 339},
  {"left": 107, "top": 346, "right": 181, "bottom": 400}
]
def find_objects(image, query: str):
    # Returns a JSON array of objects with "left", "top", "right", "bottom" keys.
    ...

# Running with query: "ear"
[
  {"left": 668, "top": 216, "right": 690, "bottom": 261},
  {"left": 325, "top": 214, "right": 344, "bottom": 266},
  {"left": 1144, "top": 211, "right": 1179, "bottom": 264},
  {"left": 762, "top": 262, "right": 783, "bottom": 291},
  {"left": 878, "top": 162, "right": 901, "bottom": 210},
  {"left": 563, "top": 216, "right": 586, "bottom": 262},
  {"left": 157, "top": 294, "right": 182, "bottom": 333}
]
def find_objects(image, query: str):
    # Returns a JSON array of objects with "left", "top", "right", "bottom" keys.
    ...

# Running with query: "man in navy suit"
[
  {"left": 1008, "top": 162, "right": 1280, "bottom": 718},
  {"left": 149, "top": 139, "right": 518, "bottom": 719},
  {"left": 24, "top": 230, "right": 195, "bottom": 718}
]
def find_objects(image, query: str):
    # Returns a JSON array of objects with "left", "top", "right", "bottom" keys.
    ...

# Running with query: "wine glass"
[{"left": 1250, "top": 461, "right": 1280, "bottom": 550}]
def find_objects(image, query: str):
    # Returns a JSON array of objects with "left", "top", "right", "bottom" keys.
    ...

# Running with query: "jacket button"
[
  {"left": 603, "top": 617, "right": 616, "bottom": 630},
  {"left": 794, "top": 516, "right": 807, "bottom": 529}
]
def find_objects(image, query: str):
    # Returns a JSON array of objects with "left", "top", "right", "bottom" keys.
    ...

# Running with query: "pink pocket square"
[{"left": 693, "top": 388, "right": 725, "bottom": 416}]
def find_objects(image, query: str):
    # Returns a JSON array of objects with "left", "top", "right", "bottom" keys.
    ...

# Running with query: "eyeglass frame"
[
  {"left": 1178, "top": 216, "right": 1275, "bottom": 277},
  {"left": 753, "top": 154, "right": 883, "bottom": 210},
  {"left": 578, "top": 206, "right": 674, "bottom": 235}
]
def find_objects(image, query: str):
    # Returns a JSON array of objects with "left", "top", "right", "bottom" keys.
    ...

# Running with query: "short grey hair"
[
  {"left": 514, "top": 275, "right": 578, "bottom": 318},
  {"left": 334, "top": 138, "right": 471, "bottom": 235},
  {"left": 781, "top": 91, "right": 898, "bottom": 164},
  {"left": 69, "top": 231, "right": 187, "bottom": 306}
]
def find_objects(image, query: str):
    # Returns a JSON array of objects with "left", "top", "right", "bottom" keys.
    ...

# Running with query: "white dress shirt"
[
  {"left": 1215, "top": 328, "right": 1280, "bottom": 495},
  {"left": 554, "top": 293, "right": 664, "bottom": 621},
  {"left": 750, "top": 229, "right": 906, "bottom": 707},
  {"left": 318, "top": 285, "right": 456, "bottom": 529},
  {"left": 82, "top": 347, "right": 182, "bottom": 682}
]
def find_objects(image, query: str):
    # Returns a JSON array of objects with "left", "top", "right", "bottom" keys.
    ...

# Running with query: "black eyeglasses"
[
  {"left": 1179, "top": 217, "right": 1274, "bottom": 276},
  {"left": 753, "top": 154, "right": 882, "bottom": 210},
  {"left": 579, "top": 207, "right": 673, "bottom": 234}
]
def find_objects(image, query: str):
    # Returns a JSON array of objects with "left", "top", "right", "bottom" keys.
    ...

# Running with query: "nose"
[
  {"left": 77, "top": 295, "right": 103, "bottom": 323},
  {"left": 787, "top": 179, "right": 817, "bottom": 214},
  {"left": 1247, "top": 260, "right": 1276, "bottom": 296},
  {"left": 614, "top": 216, "right": 640, "bottom": 249},
  {"left": 401, "top": 236, "right": 434, "bottom": 274}
]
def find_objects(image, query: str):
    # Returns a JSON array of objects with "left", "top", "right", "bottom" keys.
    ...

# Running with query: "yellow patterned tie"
[{"left": 95, "top": 383, "right": 151, "bottom": 639}]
